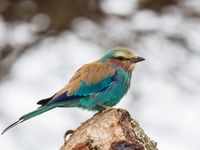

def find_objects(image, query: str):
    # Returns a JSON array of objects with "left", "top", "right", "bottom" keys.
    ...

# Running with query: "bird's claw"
[
  {"left": 64, "top": 129, "right": 74, "bottom": 142},
  {"left": 96, "top": 103, "right": 113, "bottom": 111}
]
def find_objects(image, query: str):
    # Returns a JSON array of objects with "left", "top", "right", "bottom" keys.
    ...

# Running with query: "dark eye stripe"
[
  {"left": 115, "top": 56, "right": 130, "bottom": 61},
  {"left": 115, "top": 56, "right": 124, "bottom": 60}
]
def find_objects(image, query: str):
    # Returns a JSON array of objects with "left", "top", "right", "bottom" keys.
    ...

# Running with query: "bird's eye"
[{"left": 115, "top": 56, "right": 124, "bottom": 60}]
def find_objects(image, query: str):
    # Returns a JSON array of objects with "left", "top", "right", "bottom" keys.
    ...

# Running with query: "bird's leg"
[{"left": 96, "top": 103, "right": 113, "bottom": 111}]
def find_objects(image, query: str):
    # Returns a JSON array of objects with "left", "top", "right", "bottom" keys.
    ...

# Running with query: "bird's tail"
[{"left": 1, "top": 104, "right": 58, "bottom": 135}]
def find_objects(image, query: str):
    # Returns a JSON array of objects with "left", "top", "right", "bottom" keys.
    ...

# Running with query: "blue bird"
[{"left": 2, "top": 47, "right": 145, "bottom": 134}]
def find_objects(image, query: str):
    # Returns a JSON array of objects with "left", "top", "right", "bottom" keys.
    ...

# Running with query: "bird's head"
[{"left": 100, "top": 47, "right": 145, "bottom": 74}]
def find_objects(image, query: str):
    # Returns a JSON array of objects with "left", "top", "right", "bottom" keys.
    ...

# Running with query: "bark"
[{"left": 60, "top": 108, "right": 158, "bottom": 150}]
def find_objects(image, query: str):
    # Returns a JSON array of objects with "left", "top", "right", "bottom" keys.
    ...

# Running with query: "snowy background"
[{"left": 0, "top": 0, "right": 200, "bottom": 150}]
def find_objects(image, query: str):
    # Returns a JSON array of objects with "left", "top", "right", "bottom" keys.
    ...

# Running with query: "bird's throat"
[{"left": 107, "top": 59, "right": 134, "bottom": 75}]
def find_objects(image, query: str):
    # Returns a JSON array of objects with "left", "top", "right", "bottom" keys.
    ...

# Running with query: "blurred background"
[{"left": 0, "top": 0, "right": 200, "bottom": 150}]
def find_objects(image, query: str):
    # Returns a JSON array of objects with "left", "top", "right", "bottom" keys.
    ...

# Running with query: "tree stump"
[{"left": 60, "top": 108, "right": 157, "bottom": 150}]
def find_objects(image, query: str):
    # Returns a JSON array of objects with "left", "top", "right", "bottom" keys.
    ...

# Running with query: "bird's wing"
[{"left": 37, "top": 62, "right": 116, "bottom": 106}]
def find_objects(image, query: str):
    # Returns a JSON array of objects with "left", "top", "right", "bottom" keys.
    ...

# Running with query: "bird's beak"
[{"left": 131, "top": 56, "right": 145, "bottom": 63}]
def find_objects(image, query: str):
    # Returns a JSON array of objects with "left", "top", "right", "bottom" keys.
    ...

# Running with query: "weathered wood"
[{"left": 60, "top": 108, "right": 157, "bottom": 150}]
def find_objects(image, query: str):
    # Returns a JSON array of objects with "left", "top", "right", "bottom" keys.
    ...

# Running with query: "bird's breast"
[
  {"left": 115, "top": 67, "right": 131, "bottom": 90},
  {"left": 96, "top": 67, "right": 131, "bottom": 105}
]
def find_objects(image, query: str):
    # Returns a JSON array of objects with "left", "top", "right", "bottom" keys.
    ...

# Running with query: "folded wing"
[{"left": 37, "top": 62, "right": 116, "bottom": 106}]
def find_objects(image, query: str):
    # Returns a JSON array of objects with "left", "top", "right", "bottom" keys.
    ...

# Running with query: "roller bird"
[{"left": 2, "top": 47, "right": 145, "bottom": 134}]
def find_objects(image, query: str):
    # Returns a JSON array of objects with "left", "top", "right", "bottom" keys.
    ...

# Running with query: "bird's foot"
[
  {"left": 64, "top": 129, "right": 74, "bottom": 143},
  {"left": 96, "top": 103, "right": 113, "bottom": 111}
]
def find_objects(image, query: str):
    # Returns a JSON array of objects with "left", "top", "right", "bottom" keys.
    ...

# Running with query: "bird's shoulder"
[
  {"left": 55, "top": 61, "right": 116, "bottom": 97},
  {"left": 70, "top": 61, "right": 115, "bottom": 83}
]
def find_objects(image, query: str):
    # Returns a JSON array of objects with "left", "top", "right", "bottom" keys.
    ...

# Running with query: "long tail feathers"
[
  {"left": 1, "top": 119, "right": 24, "bottom": 135},
  {"left": 1, "top": 104, "right": 58, "bottom": 135}
]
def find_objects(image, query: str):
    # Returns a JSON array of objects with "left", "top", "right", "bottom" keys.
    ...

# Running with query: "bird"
[{"left": 1, "top": 47, "right": 145, "bottom": 135}]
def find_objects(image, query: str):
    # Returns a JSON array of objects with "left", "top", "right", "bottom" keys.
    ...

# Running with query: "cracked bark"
[{"left": 60, "top": 108, "right": 158, "bottom": 150}]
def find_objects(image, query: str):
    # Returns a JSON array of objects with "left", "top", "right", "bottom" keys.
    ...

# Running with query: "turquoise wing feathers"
[{"left": 37, "top": 62, "right": 116, "bottom": 106}]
